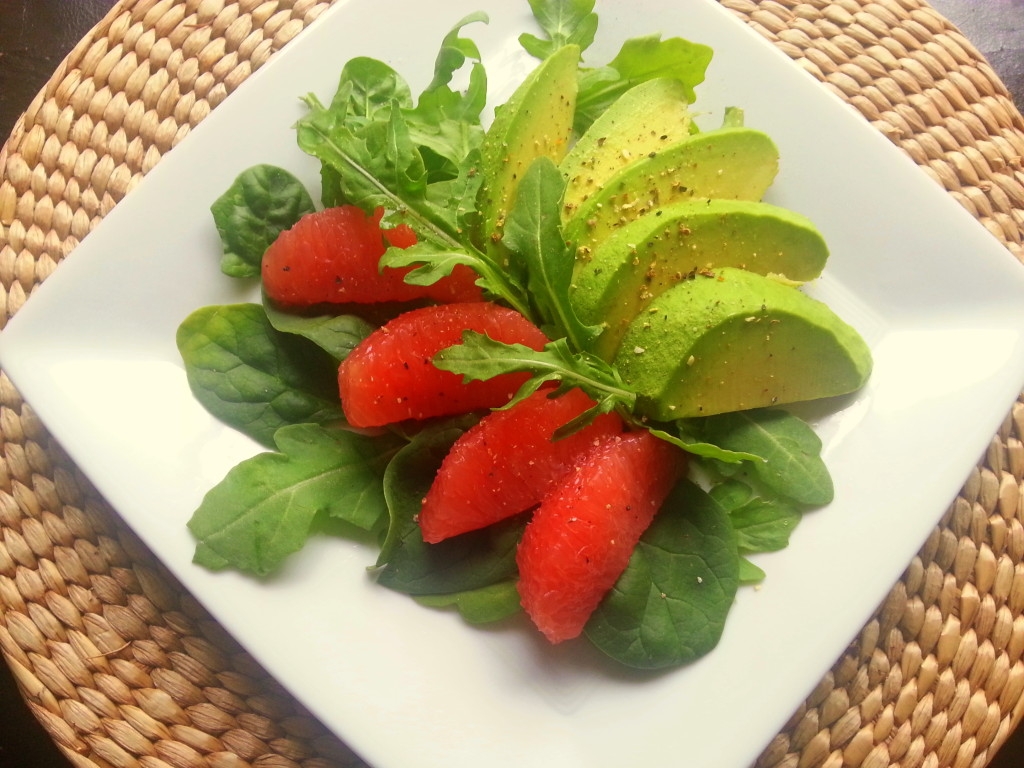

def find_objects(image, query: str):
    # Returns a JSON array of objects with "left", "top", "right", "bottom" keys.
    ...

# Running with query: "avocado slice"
[
  {"left": 563, "top": 127, "right": 780, "bottom": 251},
  {"left": 571, "top": 199, "right": 830, "bottom": 359},
  {"left": 476, "top": 44, "right": 580, "bottom": 258},
  {"left": 614, "top": 267, "right": 871, "bottom": 420},
  {"left": 560, "top": 78, "right": 694, "bottom": 214}
]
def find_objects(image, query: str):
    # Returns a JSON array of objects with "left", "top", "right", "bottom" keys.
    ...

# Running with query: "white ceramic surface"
[{"left": 3, "top": 1, "right": 1024, "bottom": 766}]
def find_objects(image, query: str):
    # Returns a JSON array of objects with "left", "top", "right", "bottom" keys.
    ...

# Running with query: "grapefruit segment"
[
  {"left": 516, "top": 430, "right": 682, "bottom": 643},
  {"left": 418, "top": 387, "right": 625, "bottom": 543},
  {"left": 338, "top": 302, "right": 548, "bottom": 428},
  {"left": 262, "top": 205, "right": 481, "bottom": 307}
]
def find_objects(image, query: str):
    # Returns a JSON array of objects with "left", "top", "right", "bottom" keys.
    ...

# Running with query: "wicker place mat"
[{"left": 1, "top": 1, "right": 1023, "bottom": 767}]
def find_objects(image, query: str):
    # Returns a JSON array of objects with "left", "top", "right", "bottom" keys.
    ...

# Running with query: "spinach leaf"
[
  {"left": 375, "top": 426, "right": 525, "bottom": 595},
  {"left": 585, "top": 479, "right": 739, "bottom": 668},
  {"left": 575, "top": 34, "right": 713, "bottom": 134},
  {"left": 177, "top": 303, "right": 344, "bottom": 447},
  {"left": 503, "top": 157, "right": 601, "bottom": 350},
  {"left": 263, "top": 299, "right": 374, "bottom": 361},
  {"left": 646, "top": 424, "right": 761, "bottom": 464},
  {"left": 693, "top": 408, "right": 834, "bottom": 506},
  {"left": 211, "top": 164, "right": 315, "bottom": 278},
  {"left": 738, "top": 557, "right": 766, "bottom": 585},
  {"left": 415, "top": 580, "right": 522, "bottom": 624},
  {"left": 710, "top": 480, "right": 801, "bottom": 554},
  {"left": 520, "top": 0, "right": 598, "bottom": 60},
  {"left": 188, "top": 424, "right": 402, "bottom": 576}
]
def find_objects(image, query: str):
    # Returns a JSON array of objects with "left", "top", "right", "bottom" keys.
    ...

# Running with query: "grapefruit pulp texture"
[
  {"left": 262, "top": 205, "right": 481, "bottom": 307},
  {"left": 516, "top": 430, "right": 682, "bottom": 643},
  {"left": 338, "top": 302, "right": 549, "bottom": 428},
  {"left": 418, "top": 387, "right": 625, "bottom": 543}
]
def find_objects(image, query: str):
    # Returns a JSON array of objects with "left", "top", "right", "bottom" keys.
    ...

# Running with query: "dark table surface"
[{"left": 1, "top": 2, "right": 1023, "bottom": 768}]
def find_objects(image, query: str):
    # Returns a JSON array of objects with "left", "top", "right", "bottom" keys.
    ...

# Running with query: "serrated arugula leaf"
[
  {"left": 585, "top": 480, "right": 739, "bottom": 668},
  {"left": 188, "top": 424, "right": 402, "bottom": 576},
  {"left": 210, "top": 164, "right": 315, "bottom": 278},
  {"left": 520, "top": 0, "right": 598, "bottom": 60},
  {"left": 434, "top": 332, "right": 635, "bottom": 429},
  {"left": 298, "top": 83, "right": 466, "bottom": 244},
  {"left": 176, "top": 303, "right": 344, "bottom": 447},
  {"left": 380, "top": 240, "right": 531, "bottom": 319},
  {"left": 420, "top": 12, "right": 489, "bottom": 126},
  {"left": 575, "top": 34, "right": 713, "bottom": 134},
  {"left": 263, "top": 300, "right": 374, "bottom": 361},
  {"left": 692, "top": 408, "right": 834, "bottom": 506},
  {"left": 375, "top": 426, "right": 525, "bottom": 595},
  {"left": 297, "top": 18, "right": 489, "bottom": 239},
  {"left": 414, "top": 580, "right": 522, "bottom": 624},
  {"left": 503, "top": 157, "right": 601, "bottom": 349}
]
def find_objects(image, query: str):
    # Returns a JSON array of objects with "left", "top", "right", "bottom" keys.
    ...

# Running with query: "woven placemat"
[{"left": 1, "top": 1, "right": 1022, "bottom": 767}]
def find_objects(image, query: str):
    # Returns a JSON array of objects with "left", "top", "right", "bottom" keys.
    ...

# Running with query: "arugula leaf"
[
  {"left": 415, "top": 580, "right": 522, "bottom": 624},
  {"left": 419, "top": 13, "right": 489, "bottom": 125},
  {"left": 211, "top": 164, "right": 315, "bottom": 278},
  {"left": 263, "top": 299, "right": 374, "bottom": 361},
  {"left": 585, "top": 480, "right": 739, "bottom": 668},
  {"left": 176, "top": 303, "right": 344, "bottom": 447},
  {"left": 693, "top": 408, "right": 834, "bottom": 506},
  {"left": 520, "top": 0, "right": 598, "bottom": 60},
  {"left": 375, "top": 426, "right": 525, "bottom": 595},
  {"left": 380, "top": 239, "right": 532, "bottom": 319},
  {"left": 434, "top": 332, "right": 635, "bottom": 433},
  {"left": 503, "top": 157, "right": 601, "bottom": 349},
  {"left": 188, "top": 424, "right": 402, "bottom": 576},
  {"left": 297, "top": 17, "right": 489, "bottom": 238},
  {"left": 575, "top": 34, "right": 713, "bottom": 134},
  {"left": 298, "top": 85, "right": 465, "bottom": 244}
]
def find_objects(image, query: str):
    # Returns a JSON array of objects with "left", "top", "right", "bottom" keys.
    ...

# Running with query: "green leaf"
[
  {"left": 738, "top": 557, "right": 766, "bottom": 585},
  {"left": 585, "top": 480, "right": 740, "bottom": 668},
  {"left": 502, "top": 157, "right": 601, "bottom": 350},
  {"left": 574, "top": 34, "right": 713, "bottom": 134},
  {"left": 646, "top": 425, "right": 761, "bottom": 464},
  {"left": 187, "top": 424, "right": 402, "bottom": 576},
  {"left": 694, "top": 408, "right": 834, "bottom": 506},
  {"left": 263, "top": 299, "right": 374, "bottom": 362},
  {"left": 420, "top": 12, "right": 489, "bottom": 126},
  {"left": 710, "top": 480, "right": 801, "bottom": 553},
  {"left": 210, "top": 164, "right": 315, "bottom": 278},
  {"left": 176, "top": 303, "right": 344, "bottom": 447},
  {"left": 380, "top": 239, "right": 530, "bottom": 318},
  {"left": 607, "top": 34, "right": 713, "bottom": 100},
  {"left": 414, "top": 580, "right": 522, "bottom": 624},
  {"left": 433, "top": 332, "right": 636, "bottom": 427},
  {"left": 520, "top": 0, "right": 598, "bottom": 60},
  {"left": 375, "top": 426, "right": 525, "bottom": 595},
  {"left": 330, "top": 57, "right": 413, "bottom": 117}
]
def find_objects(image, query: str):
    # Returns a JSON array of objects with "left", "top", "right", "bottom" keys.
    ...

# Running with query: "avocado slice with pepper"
[
  {"left": 571, "top": 199, "right": 830, "bottom": 359},
  {"left": 563, "top": 126, "right": 780, "bottom": 253},
  {"left": 613, "top": 267, "right": 871, "bottom": 420},
  {"left": 560, "top": 78, "right": 695, "bottom": 214},
  {"left": 476, "top": 44, "right": 580, "bottom": 260}
]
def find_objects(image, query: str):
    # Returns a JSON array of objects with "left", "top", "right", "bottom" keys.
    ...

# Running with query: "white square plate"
[{"left": 3, "top": 1, "right": 1024, "bottom": 766}]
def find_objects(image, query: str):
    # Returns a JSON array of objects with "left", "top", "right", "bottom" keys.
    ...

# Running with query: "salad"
[{"left": 177, "top": 0, "right": 871, "bottom": 670}]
